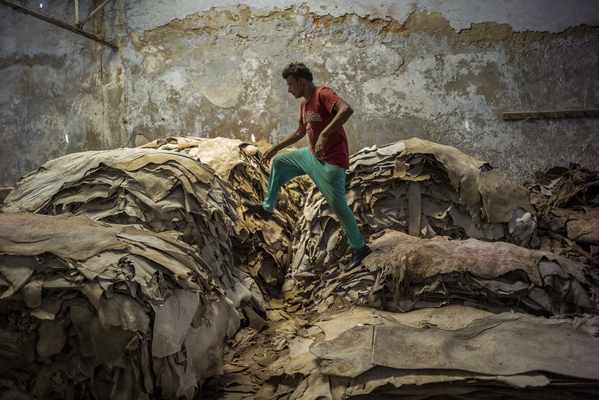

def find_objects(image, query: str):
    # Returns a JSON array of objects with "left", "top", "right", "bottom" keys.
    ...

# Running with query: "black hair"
[{"left": 282, "top": 62, "right": 313, "bottom": 82}]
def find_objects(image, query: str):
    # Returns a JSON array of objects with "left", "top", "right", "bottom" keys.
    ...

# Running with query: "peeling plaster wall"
[
  {"left": 121, "top": 0, "right": 599, "bottom": 183},
  {"left": 1, "top": 0, "right": 599, "bottom": 186},
  {"left": 0, "top": 0, "right": 126, "bottom": 187},
  {"left": 126, "top": 0, "right": 599, "bottom": 33}
]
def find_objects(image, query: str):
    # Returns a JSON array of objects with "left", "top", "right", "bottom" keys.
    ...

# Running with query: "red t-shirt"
[{"left": 299, "top": 86, "right": 350, "bottom": 169}]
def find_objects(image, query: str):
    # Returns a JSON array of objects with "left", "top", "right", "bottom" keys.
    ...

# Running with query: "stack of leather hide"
[
  {"left": 0, "top": 148, "right": 266, "bottom": 399},
  {"left": 139, "top": 137, "right": 311, "bottom": 293}
]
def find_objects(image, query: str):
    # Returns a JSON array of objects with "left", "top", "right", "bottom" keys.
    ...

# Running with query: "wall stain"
[
  {"left": 0, "top": 54, "right": 66, "bottom": 70},
  {"left": 134, "top": 6, "right": 599, "bottom": 57},
  {"left": 1, "top": 3, "right": 597, "bottom": 189},
  {"left": 116, "top": 5, "right": 599, "bottom": 185}
]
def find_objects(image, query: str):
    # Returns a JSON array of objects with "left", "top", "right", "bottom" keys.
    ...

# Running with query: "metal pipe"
[
  {"left": 0, "top": 0, "right": 117, "bottom": 49},
  {"left": 78, "top": 0, "right": 112, "bottom": 28}
]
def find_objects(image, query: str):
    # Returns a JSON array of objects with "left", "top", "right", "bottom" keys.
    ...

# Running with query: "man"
[{"left": 243, "top": 62, "right": 371, "bottom": 271}]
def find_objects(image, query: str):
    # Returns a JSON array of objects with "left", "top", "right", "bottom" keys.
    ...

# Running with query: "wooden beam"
[
  {"left": 78, "top": 0, "right": 112, "bottom": 28},
  {"left": 0, "top": 0, "right": 118, "bottom": 50},
  {"left": 503, "top": 109, "right": 599, "bottom": 120}
]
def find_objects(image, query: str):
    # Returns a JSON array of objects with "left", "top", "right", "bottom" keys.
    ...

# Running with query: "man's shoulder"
[
  {"left": 317, "top": 86, "right": 340, "bottom": 99},
  {"left": 317, "top": 86, "right": 334, "bottom": 93}
]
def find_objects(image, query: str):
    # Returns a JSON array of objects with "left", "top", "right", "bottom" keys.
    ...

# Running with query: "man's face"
[{"left": 285, "top": 75, "right": 303, "bottom": 98}]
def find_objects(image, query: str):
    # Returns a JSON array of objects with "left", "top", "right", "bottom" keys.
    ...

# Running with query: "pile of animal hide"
[
  {"left": 292, "top": 229, "right": 599, "bottom": 315},
  {"left": 2, "top": 136, "right": 599, "bottom": 400},
  {"left": 529, "top": 163, "right": 599, "bottom": 268},
  {"left": 0, "top": 188, "right": 10, "bottom": 208},
  {"left": 264, "top": 307, "right": 599, "bottom": 399},
  {"left": 0, "top": 149, "right": 267, "bottom": 399},
  {"left": 287, "top": 138, "right": 538, "bottom": 286},
  {"left": 0, "top": 212, "right": 250, "bottom": 399},
  {"left": 2, "top": 148, "right": 240, "bottom": 280},
  {"left": 139, "top": 137, "right": 311, "bottom": 293}
]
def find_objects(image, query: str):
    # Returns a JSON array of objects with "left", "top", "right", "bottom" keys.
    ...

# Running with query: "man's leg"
[
  {"left": 261, "top": 148, "right": 311, "bottom": 212},
  {"left": 307, "top": 158, "right": 365, "bottom": 249},
  {"left": 305, "top": 157, "right": 371, "bottom": 270}
]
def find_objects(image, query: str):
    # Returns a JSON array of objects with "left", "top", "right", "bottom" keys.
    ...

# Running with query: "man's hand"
[
  {"left": 313, "top": 99, "right": 352, "bottom": 159},
  {"left": 314, "top": 135, "right": 327, "bottom": 159},
  {"left": 261, "top": 124, "right": 307, "bottom": 163},
  {"left": 261, "top": 145, "right": 279, "bottom": 164}
]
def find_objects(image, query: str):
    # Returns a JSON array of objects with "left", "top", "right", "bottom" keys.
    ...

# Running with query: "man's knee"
[
  {"left": 272, "top": 150, "right": 301, "bottom": 171},
  {"left": 271, "top": 154, "right": 285, "bottom": 171},
  {"left": 271, "top": 152, "right": 291, "bottom": 169}
]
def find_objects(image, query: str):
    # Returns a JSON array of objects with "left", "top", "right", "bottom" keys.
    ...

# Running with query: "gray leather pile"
[
  {"left": 299, "top": 229, "right": 599, "bottom": 315},
  {"left": 139, "top": 137, "right": 311, "bottom": 293},
  {"left": 263, "top": 140, "right": 599, "bottom": 399},
  {"left": 3, "top": 148, "right": 239, "bottom": 279},
  {"left": 0, "top": 148, "right": 266, "bottom": 399},
  {"left": 288, "top": 139, "right": 539, "bottom": 287},
  {"left": 530, "top": 163, "right": 599, "bottom": 268},
  {"left": 2, "top": 137, "right": 599, "bottom": 399},
  {"left": 264, "top": 307, "right": 599, "bottom": 399}
]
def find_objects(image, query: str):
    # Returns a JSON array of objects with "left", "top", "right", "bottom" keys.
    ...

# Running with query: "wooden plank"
[
  {"left": 0, "top": 0, "right": 118, "bottom": 49},
  {"left": 503, "top": 109, "right": 599, "bottom": 120}
]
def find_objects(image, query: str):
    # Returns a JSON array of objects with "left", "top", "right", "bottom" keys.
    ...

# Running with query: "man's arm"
[
  {"left": 261, "top": 123, "right": 307, "bottom": 163},
  {"left": 314, "top": 99, "right": 353, "bottom": 159}
]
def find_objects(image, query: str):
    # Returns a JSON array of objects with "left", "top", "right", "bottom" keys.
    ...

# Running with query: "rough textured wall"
[
  {"left": 0, "top": 0, "right": 125, "bottom": 187},
  {"left": 122, "top": 1, "right": 599, "bottom": 183},
  {"left": 1, "top": 0, "right": 599, "bottom": 186}
]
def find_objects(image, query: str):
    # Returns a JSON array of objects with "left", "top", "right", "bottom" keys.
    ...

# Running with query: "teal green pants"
[{"left": 263, "top": 147, "right": 365, "bottom": 249}]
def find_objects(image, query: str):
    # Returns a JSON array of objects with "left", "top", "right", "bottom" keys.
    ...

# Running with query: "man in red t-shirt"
[{"left": 243, "top": 62, "right": 371, "bottom": 271}]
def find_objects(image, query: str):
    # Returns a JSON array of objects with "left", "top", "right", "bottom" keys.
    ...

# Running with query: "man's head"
[
  {"left": 283, "top": 62, "right": 314, "bottom": 98},
  {"left": 282, "top": 62, "right": 313, "bottom": 82}
]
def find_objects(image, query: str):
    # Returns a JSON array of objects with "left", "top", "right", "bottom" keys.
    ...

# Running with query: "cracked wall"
[
  {"left": 0, "top": 0, "right": 126, "bottom": 188},
  {"left": 1, "top": 0, "right": 599, "bottom": 186},
  {"left": 122, "top": 2, "right": 599, "bottom": 183}
]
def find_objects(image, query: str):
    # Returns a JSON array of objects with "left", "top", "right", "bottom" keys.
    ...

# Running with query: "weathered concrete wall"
[
  {"left": 121, "top": 0, "right": 599, "bottom": 183},
  {"left": 1, "top": 0, "right": 599, "bottom": 186},
  {"left": 0, "top": 0, "right": 125, "bottom": 187}
]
